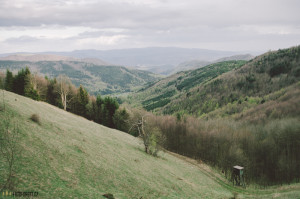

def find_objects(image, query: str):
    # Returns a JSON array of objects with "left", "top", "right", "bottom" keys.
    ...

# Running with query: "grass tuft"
[
  {"left": 102, "top": 193, "right": 115, "bottom": 199},
  {"left": 30, "top": 113, "right": 40, "bottom": 125}
]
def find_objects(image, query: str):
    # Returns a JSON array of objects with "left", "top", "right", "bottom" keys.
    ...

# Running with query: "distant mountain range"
[
  {"left": 0, "top": 56, "right": 160, "bottom": 95},
  {"left": 0, "top": 54, "right": 109, "bottom": 65},
  {"left": 0, "top": 47, "right": 256, "bottom": 75}
]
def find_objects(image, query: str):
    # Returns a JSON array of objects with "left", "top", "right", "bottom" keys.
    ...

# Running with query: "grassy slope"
[
  {"left": 1, "top": 91, "right": 300, "bottom": 198},
  {"left": 0, "top": 90, "right": 231, "bottom": 198}
]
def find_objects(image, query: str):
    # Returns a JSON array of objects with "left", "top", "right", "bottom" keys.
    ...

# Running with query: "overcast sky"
[{"left": 0, "top": 0, "right": 299, "bottom": 53}]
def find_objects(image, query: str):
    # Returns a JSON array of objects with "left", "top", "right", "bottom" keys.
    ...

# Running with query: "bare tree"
[
  {"left": 129, "top": 110, "right": 164, "bottom": 156},
  {"left": 56, "top": 75, "right": 71, "bottom": 111},
  {"left": 130, "top": 113, "right": 151, "bottom": 153}
]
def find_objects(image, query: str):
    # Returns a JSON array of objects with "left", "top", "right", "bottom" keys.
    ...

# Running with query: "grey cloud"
[
  {"left": 0, "top": 0, "right": 300, "bottom": 53},
  {"left": 1, "top": 0, "right": 299, "bottom": 28},
  {"left": 4, "top": 36, "right": 40, "bottom": 43}
]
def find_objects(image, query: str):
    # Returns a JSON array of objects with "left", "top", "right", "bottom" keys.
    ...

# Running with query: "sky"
[{"left": 0, "top": 0, "right": 300, "bottom": 53}]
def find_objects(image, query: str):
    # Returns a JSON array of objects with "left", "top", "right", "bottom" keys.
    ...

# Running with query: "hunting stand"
[{"left": 232, "top": 165, "right": 245, "bottom": 187}]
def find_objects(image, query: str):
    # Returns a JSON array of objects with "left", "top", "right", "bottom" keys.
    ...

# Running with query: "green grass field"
[{"left": 1, "top": 90, "right": 299, "bottom": 198}]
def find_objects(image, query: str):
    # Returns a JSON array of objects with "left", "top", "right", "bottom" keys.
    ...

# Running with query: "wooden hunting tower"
[{"left": 232, "top": 165, "right": 245, "bottom": 187}]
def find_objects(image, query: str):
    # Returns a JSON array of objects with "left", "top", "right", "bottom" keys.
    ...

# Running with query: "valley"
[
  {"left": 1, "top": 91, "right": 299, "bottom": 198},
  {"left": 1, "top": 0, "right": 300, "bottom": 198},
  {"left": 1, "top": 45, "right": 300, "bottom": 198}
]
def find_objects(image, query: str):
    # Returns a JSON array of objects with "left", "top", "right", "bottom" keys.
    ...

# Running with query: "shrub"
[
  {"left": 148, "top": 127, "right": 165, "bottom": 156},
  {"left": 30, "top": 114, "right": 40, "bottom": 125}
]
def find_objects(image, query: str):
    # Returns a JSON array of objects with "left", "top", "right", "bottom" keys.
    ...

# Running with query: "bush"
[
  {"left": 148, "top": 127, "right": 165, "bottom": 156},
  {"left": 30, "top": 114, "right": 40, "bottom": 124}
]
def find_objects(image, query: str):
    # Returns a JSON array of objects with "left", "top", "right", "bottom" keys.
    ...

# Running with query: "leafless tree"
[
  {"left": 56, "top": 75, "right": 71, "bottom": 111},
  {"left": 129, "top": 110, "right": 164, "bottom": 156},
  {"left": 130, "top": 113, "right": 151, "bottom": 153}
]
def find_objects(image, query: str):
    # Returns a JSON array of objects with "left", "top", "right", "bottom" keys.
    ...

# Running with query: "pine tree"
[
  {"left": 95, "top": 95, "right": 104, "bottom": 124},
  {"left": 4, "top": 69, "right": 14, "bottom": 91},
  {"left": 113, "top": 108, "right": 129, "bottom": 132},
  {"left": 77, "top": 85, "right": 89, "bottom": 117},
  {"left": 46, "top": 78, "right": 59, "bottom": 106},
  {"left": 12, "top": 67, "right": 30, "bottom": 95},
  {"left": 102, "top": 97, "right": 119, "bottom": 128},
  {"left": 24, "top": 74, "right": 40, "bottom": 100}
]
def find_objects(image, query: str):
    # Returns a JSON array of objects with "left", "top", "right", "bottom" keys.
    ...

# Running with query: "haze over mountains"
[
  {"left": 0, "top": 54, "right": 108, "bottom": 65},
  {"left": 0, "top": 47, "right": 256, "bottom": 75}
]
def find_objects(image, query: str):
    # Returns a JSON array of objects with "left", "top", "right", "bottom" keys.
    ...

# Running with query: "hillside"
[
  {"left": 173, "top": 54, "right": 253, "bottom": 74},
  {"left": 127, "top": 60, "right": 247, "bottom": 112},
  {"left": 215, "top": 54, "right": 254, "bottom": 62},
  {"left": 128, "top": 46, "right": 300, "bottom": 120},
  {"left": 1, "top": 90, "right": 300, "bottom": 198},
  {"left": 0, "top": 60, "right": 160, "bottom": 95},
  {"left": 163, "top": 46, "right": 300, "bottom": 119}
]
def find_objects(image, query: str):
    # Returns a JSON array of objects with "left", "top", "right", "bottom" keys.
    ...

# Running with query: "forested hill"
[
  {"left": 0, "top": 60, "right": 160, "bottom": 95},
  {"left": 163, "top": 45, "right": 300, "bottom": 119},
  {"left": 128, "top": 45, "right": 300, "bottom": 120},
  {"left": 127, "top": 60, "right": 247, "bottom": 111}
]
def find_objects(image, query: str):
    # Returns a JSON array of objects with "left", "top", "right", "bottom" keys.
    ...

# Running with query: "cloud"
[
  {"left": 76, "top": 35, "right": 128, "bottom": 46},
  {"left": 4, "top": 36, "right": 39, "bottom": 43},
  {"left": 0, "top": 26, "right": 101, "bottom": 42},
  {"left": 0, "top": 0, "right": 299, "bottom": 53},
  {"left": 1, "top": 0, "right": 299, "bottom": 28}
]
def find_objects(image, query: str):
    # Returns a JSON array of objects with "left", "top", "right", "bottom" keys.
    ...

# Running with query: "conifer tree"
[{"left": 4, "top": 69, "right": 14, "bottom": 91}]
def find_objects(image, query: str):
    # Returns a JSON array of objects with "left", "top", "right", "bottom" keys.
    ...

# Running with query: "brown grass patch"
[{"left": 30, "top": 113, "right": 41, "bottom": 124}]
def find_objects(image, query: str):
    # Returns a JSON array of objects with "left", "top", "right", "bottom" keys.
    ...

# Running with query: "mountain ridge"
[
  {"left": 0, "top": 60, "right": 160, "bottom": 95},
  {"left": 0, "top": 53, "right": 109, "bottom": 65},
  {"left": 128, "top": 45, "right": 300, "bottom": 121},
  {"left": 0, "top": 47, "right": 256, "bottom": 75}
]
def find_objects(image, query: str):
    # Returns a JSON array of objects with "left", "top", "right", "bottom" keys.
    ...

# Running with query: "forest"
[
  {"left": 126, "top": 46, "right": 300, "bottom": 185},
  {"left": 0, "top": 68, "right": 127, "bottom": 130}
]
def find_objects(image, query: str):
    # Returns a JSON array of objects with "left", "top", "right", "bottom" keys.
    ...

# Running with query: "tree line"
[
  {"left": 1, "top": 67, "right": 129, "bottom": 130},
  {"left": 122, "top": 104, "right": 300, "bottom": 185},
  {"left": 134, "top": 113, "right": 300, "bottom": 186}
]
